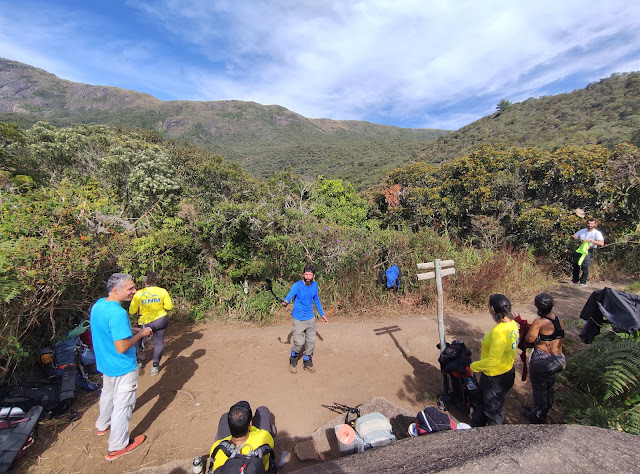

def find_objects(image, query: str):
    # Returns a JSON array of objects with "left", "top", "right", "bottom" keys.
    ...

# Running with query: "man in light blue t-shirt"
[
  {"left": 282, "top": 263, "right": 328, "bottom": 374},
  {"left": 91, "top": 273, "right": 152, "bottom": 461}
]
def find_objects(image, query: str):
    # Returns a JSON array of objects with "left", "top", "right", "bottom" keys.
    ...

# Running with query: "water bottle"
[
  {"left": 192, "top": 456, "right": 203, "bottom": 474},
  {"left": 466, "top": 377, "right": 477, "bottom": 391}
]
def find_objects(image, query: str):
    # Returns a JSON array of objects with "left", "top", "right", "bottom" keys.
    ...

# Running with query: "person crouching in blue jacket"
[{"left": 282, "top": 263, "right": 328, "bottom": 374}]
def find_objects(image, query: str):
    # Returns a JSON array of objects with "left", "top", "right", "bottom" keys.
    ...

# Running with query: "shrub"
[{"left": 559, "top": 330, "right": 640, "bottom": 434}]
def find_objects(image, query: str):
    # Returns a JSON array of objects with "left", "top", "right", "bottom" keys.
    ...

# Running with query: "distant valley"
[{"left": 0, "top": 58, "right": 446, "bottom": 189}]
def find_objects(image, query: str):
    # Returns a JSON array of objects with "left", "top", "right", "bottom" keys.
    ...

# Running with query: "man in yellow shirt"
[
  {"left": 209, "top": 401, "right": 275, "bottom": 472},
  {"left": 128, "top": 272, "right": 173, "bottom": 376},
  {"left": 470, "top": 294, "right": 519, "bottom": 427}
]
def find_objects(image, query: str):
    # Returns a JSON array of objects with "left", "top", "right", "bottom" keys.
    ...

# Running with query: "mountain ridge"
[{"left": 0, "top": 58, "right": 446, "bottom": 188}]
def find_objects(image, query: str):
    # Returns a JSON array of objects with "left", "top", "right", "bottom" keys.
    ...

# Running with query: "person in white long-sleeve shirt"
[{"left": 571, "top": 218, "right": 604, "bottom": 286}]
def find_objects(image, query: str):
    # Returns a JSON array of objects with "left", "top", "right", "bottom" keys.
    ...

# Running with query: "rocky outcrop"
[
  {"left": 128, "top": 396, "right": 640, "bottom": 473},
  {"left": 292, "top": 423, "right": 640, "bottom": 473}
]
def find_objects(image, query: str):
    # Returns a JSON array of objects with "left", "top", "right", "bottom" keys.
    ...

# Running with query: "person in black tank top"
[
  {"left": 522, "top": 293, "right": 566, "bottom": 424},
  {"left": 537, "top": 314, "right": 564, "bottom": 341}
]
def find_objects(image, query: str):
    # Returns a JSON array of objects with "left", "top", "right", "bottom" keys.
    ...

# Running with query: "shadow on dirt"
[
  {"left": 133, "top": 329, "right": 205, "bottom": 436},
  {"left": 372, "top": 325, "right": 443, "bottom": 406}
]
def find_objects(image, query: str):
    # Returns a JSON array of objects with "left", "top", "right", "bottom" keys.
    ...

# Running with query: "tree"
[
  {"left": 496, "top": 99, "right": 512, "bottom": 114},
  {"left": 311, "top": 176, "right": 369, "bottom": 227}
]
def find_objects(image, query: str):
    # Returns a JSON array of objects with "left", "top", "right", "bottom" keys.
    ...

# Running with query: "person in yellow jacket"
[
  {"left": 209, "top": 401, "right": 275, "bottom": 472},
  {"left": 470, "top": 294, "right": 519, "bottom": 427},
  {"left": 128, "top": 272, "right": 173, "bottom": 376}
]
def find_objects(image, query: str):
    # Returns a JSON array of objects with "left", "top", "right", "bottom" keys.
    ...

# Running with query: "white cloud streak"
[{"left": 1, "top": 0, "right": 640, "bottom": 128}]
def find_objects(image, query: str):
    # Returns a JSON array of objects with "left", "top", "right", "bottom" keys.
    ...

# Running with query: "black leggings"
[
  {"left": 471, "top": 368, "right": 515, "bottom": 427},
  {"left": 529, "top": 349, "right": 566, "bottom": 417},
  {"left": 139, "top": 315, "right": 169, "bottom": 365}
]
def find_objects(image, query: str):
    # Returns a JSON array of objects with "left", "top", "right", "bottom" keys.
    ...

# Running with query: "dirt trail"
[{"left": 13, "top": 280, "right": 629, "bottom": 473}]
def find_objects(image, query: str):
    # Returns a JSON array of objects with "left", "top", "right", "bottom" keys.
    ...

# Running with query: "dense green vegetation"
[
  {"left": 1, "top": 121, "right": 554, "bottom": 380},
  {"left": 371, "top": 142, "right": 640, "bottom": 273},
  {"left": 1, "top": 65, "right": 640, "bottom": 435},
  {"left": 422, "top": 71, "right": 640, "bottom": 163},
  {"left": 559, "top": 329, "right": 640, "bottom": 434}
]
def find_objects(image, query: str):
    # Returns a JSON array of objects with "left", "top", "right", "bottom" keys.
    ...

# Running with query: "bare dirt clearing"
[{"left": 13, "top": 280, "right": 630, "bottom": 473}]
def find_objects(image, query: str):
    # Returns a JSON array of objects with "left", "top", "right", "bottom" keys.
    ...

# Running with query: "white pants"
[{"left": 96, "top": 369, "right": 138, "bottom": 452}]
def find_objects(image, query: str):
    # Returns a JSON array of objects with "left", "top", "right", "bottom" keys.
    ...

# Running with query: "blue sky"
[{"left": 1, "top": 1, "right": 640, "bottom": 130}]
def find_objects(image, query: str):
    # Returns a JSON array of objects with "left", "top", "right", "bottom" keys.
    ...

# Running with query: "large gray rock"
[
  {"left": 128, "top": 397, "right": 640, "bottom": 473},
  {"left": 291, "top": 424, "right": 640, "bottom": 473}
]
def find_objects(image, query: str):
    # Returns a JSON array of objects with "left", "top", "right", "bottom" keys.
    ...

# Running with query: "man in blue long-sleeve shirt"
[{"left": 282, "top": 263, "right": 328, "bottom": 374}]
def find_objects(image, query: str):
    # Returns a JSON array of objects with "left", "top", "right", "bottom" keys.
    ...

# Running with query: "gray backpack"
[{"left": 354, "top": 412, "right": 396, "bottom": 449}]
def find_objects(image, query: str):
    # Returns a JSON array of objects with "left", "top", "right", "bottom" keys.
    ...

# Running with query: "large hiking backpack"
[
  {"left": 437, "top": 340, "right": 472, "bottom": 376},
  {"left": 209, "top": 440, "right": 276, "bottom": 474},
  {"left": 40, "top": 334, "right": 98, "bottom": 392},
  {"left": 354, "top": 412, "right": 396, "bottom": 450},
  {"left": 0, "top": 370, "right": 76, "bottom": 419}
]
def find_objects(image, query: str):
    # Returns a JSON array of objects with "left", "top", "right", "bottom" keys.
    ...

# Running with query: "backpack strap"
[
  {"left": 210, "top": 441, "right": 276, "bottom": 473},
  {"left": 211, "top": 439, "right": 238, "bottom": 458},
  {"left": 252, "top": 444, "right": 276, "bottom": 473},
  {"left": 344, "top": 407, "right": 360, "bottom": 427},
  {"left": 0, "top": 417, "right": 31, "bottom": 429}
]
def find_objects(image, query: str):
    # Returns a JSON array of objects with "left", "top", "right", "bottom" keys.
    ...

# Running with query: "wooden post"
[
  {"left": 434, "top": 259, "right": 446, "bottom": 351},
  {"left": 416, "top": 259, "right": 455, "bottom": 353}
]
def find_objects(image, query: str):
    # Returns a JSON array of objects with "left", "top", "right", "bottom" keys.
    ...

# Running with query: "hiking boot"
[
  {"left": 303, "top": 365, "right": 316, "bottom": 373},
  {"left": 97, "top": 426, "right": 110, "bottom": 436},
  {"left": 521, "top": 406, "right": 546, "bottom": 424},
  {"left": 288, "top": 363, "right": 297, "bottom": 374},
  {"left": 151, "top": 365, "right": 160, "bottom": 376},
  {"left": 521, "top": 405, "right": 534, "bottom": 417},
  {"left": 105, "top": 435, "right": 146, "bottom": 461},
  {"left": 578, "top": 282, "right": 587, "bottom": 287}
]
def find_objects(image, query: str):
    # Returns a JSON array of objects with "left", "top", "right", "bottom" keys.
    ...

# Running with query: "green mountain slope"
[
  {"left": 0, "top": 58, "right": 447, "bottom": 188},
  {"left": 421, "top": 71, "right": 640, "bottom": 162}
]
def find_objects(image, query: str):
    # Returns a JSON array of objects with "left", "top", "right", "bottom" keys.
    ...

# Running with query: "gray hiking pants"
[
  {"left": 291, "top": 318, "right": 316, "bottom": 357},
  {"left": 96, "top": 368, "right": 138, "bottom": 452}
]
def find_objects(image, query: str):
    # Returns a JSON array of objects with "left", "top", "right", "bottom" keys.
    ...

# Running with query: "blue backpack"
[{"left": 385, "top": 265, "right": 401, "bottom": 289}]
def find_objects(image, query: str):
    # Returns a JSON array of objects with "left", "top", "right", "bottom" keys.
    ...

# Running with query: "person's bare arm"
[
  {"left": 114, "top": 327, "right": 152, "bottom": 354},
  {"left": 526, "top": 320, "right": 541, "bottom": 344}
]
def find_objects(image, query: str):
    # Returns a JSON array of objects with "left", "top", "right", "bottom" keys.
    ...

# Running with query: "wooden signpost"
[{"left": 416, "top": 259, "right": 455, "bottom": 351}]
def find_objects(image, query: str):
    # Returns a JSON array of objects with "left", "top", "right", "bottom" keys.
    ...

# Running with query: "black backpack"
[
  {"left": 0, "top": 369, "right": 77, "bottom": 419},
  {"left": 437, "top": 340, "right": 472, "bottom": 375},
  {"left": 416, "top": 407, "right": 456, "bottom": 435},
  {"left": 210, "top": 440, "right": 276, "bottom": 474}
]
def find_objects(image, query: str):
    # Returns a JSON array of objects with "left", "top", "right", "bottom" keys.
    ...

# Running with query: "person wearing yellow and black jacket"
[
  {"left": 209, "top": 401, "right": 275, "bottom": 473},
  {"left": 470, "top": 294, "right": 519, "bottom": 427},
  {"left": 128, "top": 272, "right": 173, "bottom": 376}
]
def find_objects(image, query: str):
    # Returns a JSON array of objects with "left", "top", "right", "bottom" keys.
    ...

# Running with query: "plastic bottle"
[
  {"left": 466, "top": 377, "right": 477, "bottom": 391},
  {"left": 192, "top": 456, "right": 203, "bottom": 474}
]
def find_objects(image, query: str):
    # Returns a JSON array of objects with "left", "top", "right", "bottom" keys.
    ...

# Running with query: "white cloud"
[{"left": 2, "top": 0, "right": 640, "bottom": 128}]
